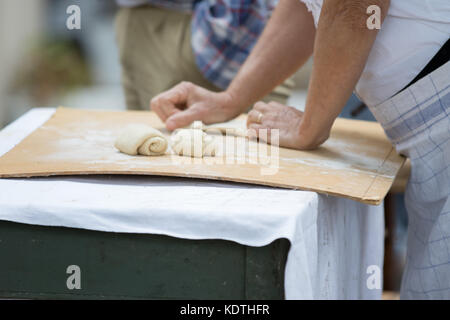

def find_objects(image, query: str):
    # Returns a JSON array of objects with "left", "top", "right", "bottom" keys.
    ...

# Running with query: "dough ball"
[
  {"left": 115, "top": 124, "right": 168, "bottom": 156},
  {"left": 171, "top": 129, "right": 216, "bottom": 158},
  {"left": 190, "top": 120, "right": 204, "bottom": 130}
]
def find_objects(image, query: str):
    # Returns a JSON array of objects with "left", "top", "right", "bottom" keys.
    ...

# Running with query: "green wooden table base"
[{"left": 0, "top": 220, "right": 290, "bottom": 299}]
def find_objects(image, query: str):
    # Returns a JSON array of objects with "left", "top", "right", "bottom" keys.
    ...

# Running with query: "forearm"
[
  {"left": 299, "top": 0, "right": 390, "bottom": 147},
  {"left": 226, "top": 0, "right": 315, "bottom": 113}
]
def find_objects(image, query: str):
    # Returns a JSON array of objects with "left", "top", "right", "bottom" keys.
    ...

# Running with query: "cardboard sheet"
[{"left": 0, "top": 107, "right": 405, "bottom": 204}]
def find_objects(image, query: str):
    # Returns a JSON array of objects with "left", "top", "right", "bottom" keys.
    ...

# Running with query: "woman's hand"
[
  {"left": 150, "top": 82, "right": 242, "bottom": 131},
  {"left": 247, "top": 101, "right": 330, "bottom": 150}
]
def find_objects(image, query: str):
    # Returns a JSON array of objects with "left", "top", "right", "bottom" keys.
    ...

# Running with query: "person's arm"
[
  {"left": 151, "top": 0, "right": 315, "bottom": 130},
  {"left": 224, "top": 0, "right": 316, "bottom": 111},
  {"left": 297, "top": 0, "right": 390, "bottom": 148},
  {"left": 247, "top": 0, "right": 390, "bottom": 149}
]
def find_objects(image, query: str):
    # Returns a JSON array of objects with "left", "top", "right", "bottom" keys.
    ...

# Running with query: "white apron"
[{"left": 370, "top": 61, "right": 450, "bottom": 299}]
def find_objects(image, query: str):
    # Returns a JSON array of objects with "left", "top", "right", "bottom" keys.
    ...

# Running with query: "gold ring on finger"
[{"left": 257, "top": 112, "right": 263, "bottom": 124}]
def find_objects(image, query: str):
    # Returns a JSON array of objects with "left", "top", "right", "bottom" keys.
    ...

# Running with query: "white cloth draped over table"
[{"left": 0, "top": 109, "right": 385, "bottom": 299}]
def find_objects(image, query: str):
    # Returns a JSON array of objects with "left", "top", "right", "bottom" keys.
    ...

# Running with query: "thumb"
[
  {"left": 150, "top": 82, "right": 193, "bottom": 122},
  {"left": 165, "top": 106, "right": 202, "bottom": 131}
]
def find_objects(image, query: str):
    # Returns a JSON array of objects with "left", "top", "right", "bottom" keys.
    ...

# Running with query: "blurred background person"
[{"left": 114, "top": 0, "right": 295, "bottom": 110}]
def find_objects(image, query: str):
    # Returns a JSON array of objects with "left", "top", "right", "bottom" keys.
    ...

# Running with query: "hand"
[
  {"left": 246, "top": 101, "right": 330, "bottom": 150},
  {"left": 150, "top": 82, "right": 241, "bottom": 131}
]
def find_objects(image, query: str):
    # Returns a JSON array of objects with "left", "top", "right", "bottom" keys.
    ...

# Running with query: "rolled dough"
[
  {"left": 190, "top": 120, "right": 203, "bottom": 130},
  {"left": 115, "top": 124, "right": 168, "bottom": 156},
  {"left": 171, "top": 128, "right": 216, "bottom": 158}
]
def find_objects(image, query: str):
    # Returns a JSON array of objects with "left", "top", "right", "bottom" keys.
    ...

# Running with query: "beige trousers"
[{"left": 115, "top": 6, "right": 294, "bottom": 111}]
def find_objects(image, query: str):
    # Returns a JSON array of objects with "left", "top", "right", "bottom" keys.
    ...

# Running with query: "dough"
[
  {"left": 190, "top": 120, "right": 204, "bottom": 130},
  {"left": 115, "top": 124, "right": 168, "bottom": 156},
  {"left": 171, "top": 128, "right": 216, "bottom": 158}
]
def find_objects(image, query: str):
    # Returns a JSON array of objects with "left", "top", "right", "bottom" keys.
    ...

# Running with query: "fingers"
[
  {"left": 248, "top": 123, "right": 275, "bottom": 144},
  {"left": 247, "top": 101, "right": 282, "bottom": 143},
  {"left": 247, "top": 109, "right": 263, "bottom": 127},
  {"left": 253, "top": 101, "right": 270, "bottom": 112},
  {"left": 165, "top": 107, "right": 203, "bottom": 131},
  {"left": 247, "top": 123, "right": 262, "bottom": 140},
  {"left": 150, "top": 82, "right": 194, "bottom": 122},
  {"left": 247, "top": 101, "right": 269, "bottom": 127}
]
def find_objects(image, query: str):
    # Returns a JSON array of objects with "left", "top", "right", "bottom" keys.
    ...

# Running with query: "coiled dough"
[
  {"left": 115, "top": 124, "right": 168, "bottom": 156},
  {"left": 171, "top": 128, "right": 216, "bottom": 158}
]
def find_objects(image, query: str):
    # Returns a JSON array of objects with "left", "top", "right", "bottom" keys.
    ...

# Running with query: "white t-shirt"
[{"left": 300, "top": 0, "right": 450, "bottom": 107}]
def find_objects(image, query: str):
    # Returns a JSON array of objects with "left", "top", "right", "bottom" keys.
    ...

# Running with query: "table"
[{"left": 0, "top": 108, "right": 385, "bottom": 299}]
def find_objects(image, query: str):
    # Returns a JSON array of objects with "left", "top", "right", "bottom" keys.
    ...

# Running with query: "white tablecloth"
[{"left": 0, "top": 108, "right": 385, "bottom": 299}]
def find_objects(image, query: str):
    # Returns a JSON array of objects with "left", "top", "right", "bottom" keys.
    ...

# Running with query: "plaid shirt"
[{"left": 117, "top": 0, "right": 277, "bottom": 89}]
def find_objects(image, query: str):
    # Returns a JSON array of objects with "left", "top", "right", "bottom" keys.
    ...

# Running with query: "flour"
[
  {"left": 277, "top": 136, "right": 396, "bottom": 178},
  {"left": 36, "top": 116, "right": 395, "bottom": 178}
]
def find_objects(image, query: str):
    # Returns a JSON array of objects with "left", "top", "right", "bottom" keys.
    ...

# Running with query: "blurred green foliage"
[{"left": 10, "top": 38, "right": 92, "bottom": 105}]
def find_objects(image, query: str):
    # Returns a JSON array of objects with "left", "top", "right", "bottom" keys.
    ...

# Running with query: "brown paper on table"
[{"left": 0, "top": 107, "right": 405, "bottom": 205}]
